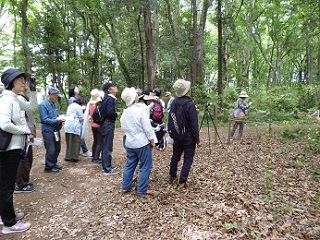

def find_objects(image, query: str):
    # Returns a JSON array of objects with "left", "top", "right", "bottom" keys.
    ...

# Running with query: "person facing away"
[
  {"left": 0, "top": 68, "right": 38, "bottom": 234},
  {"left": 120, "top": 87, "right": 155, "bottom": 195},
  {"left": 82, "top": 89, "right": 104, "bottom": 164},
  {"left": 39, "top": 87, "right": 65, "bottom": 173},
  {"left": 101, "top": 82, "right": 121, "bottom": 175},
  {"left": 68, "top": 84, "right": 92, "bottom": 157},
  {"left": 64, "top": 96, "right": 86, "bottom": 162},
  {"left": 169, "top": 79, "right": 200, "bottom": 190},
  {"left": 230, "top": 91, "right": 252, "bottom": 141},
  {"left": 15, "top": 76, "right": 37, "bottom": 193}
]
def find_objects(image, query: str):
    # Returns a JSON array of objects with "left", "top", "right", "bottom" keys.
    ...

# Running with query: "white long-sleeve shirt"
[{"left": 120, "top": 103, "right": 155, "bottom": 149}]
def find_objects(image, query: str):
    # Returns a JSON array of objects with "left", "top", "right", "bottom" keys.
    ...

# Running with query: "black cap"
[
  {"left": 103, "top": 82, "right": 116, "bottom": 92},
  {"left": 1, "top": 68, "right": 30, "bottom": 88}
]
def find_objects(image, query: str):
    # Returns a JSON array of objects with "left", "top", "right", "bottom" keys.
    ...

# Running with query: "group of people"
[{"left": 0, "top": 66, "right": 251, "bottom": 235}]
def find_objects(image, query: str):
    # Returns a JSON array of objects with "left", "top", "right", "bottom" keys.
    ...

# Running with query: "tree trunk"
[
  {"left": 217, "top": 0, "right": 223, "bottom": 104},
  {"left": 144, "top": 0, "right": 155, "bottom": 89},
  {"left": 190, "top": 0, "right": 197, "bottom": 85},
  {"left": 21, "top": 0, "right": 32, "bottom": 73}
]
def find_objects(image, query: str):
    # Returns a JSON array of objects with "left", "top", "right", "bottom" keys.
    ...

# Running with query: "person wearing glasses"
[{"left": 0, "top": 68, "right": 37, "bottom": 234}]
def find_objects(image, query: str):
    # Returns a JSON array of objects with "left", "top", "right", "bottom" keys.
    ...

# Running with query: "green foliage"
[{"left": 279, "top": 126, "right": 320, "bottom": 153}]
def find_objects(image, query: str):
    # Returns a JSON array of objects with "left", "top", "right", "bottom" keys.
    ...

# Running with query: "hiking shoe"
[
  {"left": 169, "top": 176, "right": 177, "bottom": 185},
  {"left": 177, "top": 182, "right": 187, "bottom": 191},
  {"left": 15, "top": 184, "right": 35, "bottom": 193},
  {"left": 103, "top": 168, "right": 119, "bottom": 176},
  {"left": 2, "top": 221, "right": 31, "bottom": 234},
  {"left": 82, "top": 151, "right": 92, "bottom": 157},
  {"left": 0, "top": 212, "right": 24, "bottom": 225}
]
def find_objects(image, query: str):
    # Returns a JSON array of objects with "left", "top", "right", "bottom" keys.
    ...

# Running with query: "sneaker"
[
  {"left": 2, "top": 221, "right": 31, "bottom": 234},
  {"left": 177, "top": 182, "right": 187, "bottom": 191},
  {"left": 92, "top": 159, "right": 102, "bottom": 164},
  {"left": 103, "top": 168, "right": 119, "bottom": 176},
  {"left": 0, "top": 212, "right": 24, "bottom": 225},
  {"left": 15, "top": 185, "right": 35, "bottom": 193},
  {"left": 82, "top": 151, "right": 92, "bottom": 157},
  {"left": 44, "top": 168, "right": 60, "bottom": 173},
  {"left": 54, "top": 164, "right": 63, "bottom": 170}
]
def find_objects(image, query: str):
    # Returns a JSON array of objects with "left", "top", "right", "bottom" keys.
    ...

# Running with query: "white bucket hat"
[
  {"left": 89, "top": 89, "right": 102, "bottom": 103},
  {"left": 239, "top": 91, "right": 249, "bottom": 98},
  {"left": 121, "top": 87, "right": 137, "bottom": 106},
  {"left": 173, "top": 79, "right": 191, "bottom": 97}
]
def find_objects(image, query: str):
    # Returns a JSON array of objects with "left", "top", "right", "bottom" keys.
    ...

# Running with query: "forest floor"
[{"left": 0, "top": 124, "right": 319, "bottom": 240}]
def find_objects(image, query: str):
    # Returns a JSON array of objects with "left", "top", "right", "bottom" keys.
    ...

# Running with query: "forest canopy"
[{"left": 0, "top": 0, "right": 319, "bottom": 113}]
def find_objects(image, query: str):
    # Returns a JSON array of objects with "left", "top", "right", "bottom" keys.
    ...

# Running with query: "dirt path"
[{"left": 1, "top": 125, "right": 319, "bottom": 239}]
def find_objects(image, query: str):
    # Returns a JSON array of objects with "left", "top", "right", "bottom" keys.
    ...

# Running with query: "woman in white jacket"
[{"left": 0, "top": 68, "right": 37, "bottom": 234}]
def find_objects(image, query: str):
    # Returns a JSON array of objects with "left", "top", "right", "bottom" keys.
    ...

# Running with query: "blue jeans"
[
  {"left": 101, "top": 121, "right": 115, "bottom": 172},
  {"left": 81, "top": 138, "right": 89, "bottom": 153},
  {"left": 42, "top": 131, "right": 61, "bottom": 169},
  {"left": 122, "top": 144, "right": 152, "bottom": 194}
]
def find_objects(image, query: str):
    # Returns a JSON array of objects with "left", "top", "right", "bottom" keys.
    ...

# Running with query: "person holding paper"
[
  {"left": 64, "top": 96, "right": 86, "bottom": 162},
  {"left": 39, "top": 87, "right": 65, "bottom": 173}
]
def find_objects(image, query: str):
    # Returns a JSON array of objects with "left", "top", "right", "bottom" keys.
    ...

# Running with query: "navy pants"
[
  {"left": 42, "top": 131, "right": 61, "bottom": 169},
  {"left": 169, "top": 138, "right": 196, "bottom": 184}
]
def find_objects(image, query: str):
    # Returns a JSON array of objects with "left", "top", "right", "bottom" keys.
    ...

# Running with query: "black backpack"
[
  {"left": 168, "top": 100, "right": 191, "bottom": 140},
  {"left": 92, "top": 99, "right": 106, "bottom": 125}
]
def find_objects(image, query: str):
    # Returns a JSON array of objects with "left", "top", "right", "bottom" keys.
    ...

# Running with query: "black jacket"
[{"left": 173, "top": 96, "right": 199, "bottom": 144}]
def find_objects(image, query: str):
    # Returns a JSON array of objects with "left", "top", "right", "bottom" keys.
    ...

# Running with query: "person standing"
[
  {"left": 101, "top": 82, "right": 121, "bottom": 175},
  {"left": 169, "top": 79, "right": 200, "bottom": 190},
  {"left": 0, "top": 68, "right": 37, "bottom": 234},
  {"left": 15, "top": 76, "right": 37, "bottom": 193},
  {"left": 68, "top": 84, "right": 92, "bottom": 157},
  {"left": 64, "top": 96, "right": 86, "bottom": 162},
  {"left": 164, "top": 91, "right": 174, "bottom": 113},
  {"left": 120, "top": 88, "right": 155, "bottom": 195},
  {"left": 39, "top": 87, "right": 65, "bottom": 173},
  {"left": 82, "top": 89, "right": 104, "bottom": 164},
  {"left": 230, "top": 91, "right": 252, "bottom": 141}
]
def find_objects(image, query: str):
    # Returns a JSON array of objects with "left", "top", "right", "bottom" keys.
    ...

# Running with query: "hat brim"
[
  {"left": 143, "top": 95, "right": 156, "bottom": 101},
  {"left": 176, "top": 81, "right": 191, "bottom": 97},
  {"left": 7, "top": 72, "right": 30, "bottom": 86},
  {"left": 239, "top": 94, "right": 249, "bottom": 98}
]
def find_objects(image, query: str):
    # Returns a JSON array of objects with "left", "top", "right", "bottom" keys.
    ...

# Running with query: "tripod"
[{"left": 199, "top": 103, "right": 224, "bottom": 154}]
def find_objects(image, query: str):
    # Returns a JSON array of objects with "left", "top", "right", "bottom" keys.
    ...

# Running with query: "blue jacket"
[{"left": 39, "top": 98, "right": 61, "bottom": 132}]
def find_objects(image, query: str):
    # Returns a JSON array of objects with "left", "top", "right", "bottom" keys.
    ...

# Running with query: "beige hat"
[
  {"left": 239, "top": 91, "right": 249, "bottom": 98},
  {"left": 143, "top": 94, "right": 157, "bottom": 101},
  {"left": 89, "top": 89, "right": 102, "bottom": 103},
  {"left": 121, "top": 87, "right": 137, "bottom": 106},
  {"left": 173, "top": 79, "right": 191, "bottom": 97},
  {"left": 165, "top": 91, "right": 171, "bottom": 97}
]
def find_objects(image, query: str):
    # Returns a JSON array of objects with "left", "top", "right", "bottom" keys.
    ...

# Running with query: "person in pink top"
[{"left": 82, "top": 89, "right": 104, "bottom": 164}]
